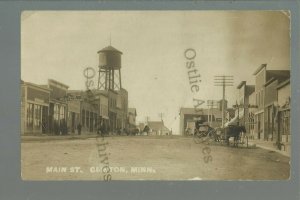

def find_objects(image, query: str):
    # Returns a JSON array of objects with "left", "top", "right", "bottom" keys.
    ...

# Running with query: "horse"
[{"left": 224, "top": 125, "right": 246, "bottom": 147}]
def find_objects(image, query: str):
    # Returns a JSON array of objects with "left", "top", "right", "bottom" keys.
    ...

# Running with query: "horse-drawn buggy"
[
  {"left": 216, "top": 125, "right": 248, "bottom": 147},
  {"left": 192, "top": 119, "right": 248, "bottom": 148}
]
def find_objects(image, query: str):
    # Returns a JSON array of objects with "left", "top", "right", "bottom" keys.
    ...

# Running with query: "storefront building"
[
  {"left": 264, "top": 78, "right": 279, "bottom": 142},
  {"left": 48, "top": 79, "right": 69, "bottom": 135},
  {"left": 277, "top": 79, "right": 291, "bottom": 153},
  {"left": 108, "top": 90, "right": 118, "bottom": 132},
  {"left": 67, "top": 100, "right": 81, "bottom": 134},
  {"left": 97, "top": 92, "right": 109, "bottom": 133},
  {"left": 248, "top": 92, "right": 257, "bottom": 139},
  {"left": 252, "top": 64, "right": 289, "bottom": 141},
  {"left": 21, "top": 81, "right": 51, "bottom": 135},
  {"left": 236, "top": 81, "right": 255, "bottom": 133},
  {"left": 253, "top": 64, "right": 267, "bottom": 140}
]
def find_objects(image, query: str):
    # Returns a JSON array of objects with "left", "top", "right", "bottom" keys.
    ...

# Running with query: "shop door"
[
  {"left": 258, "top": 120, "right": 261, "bottom": 140},
  {"left": 42, "top": 106, "right": 48, "bottom": 133},
  {"left": 71, "top": 113, "right": 75, "bottom": 133}
]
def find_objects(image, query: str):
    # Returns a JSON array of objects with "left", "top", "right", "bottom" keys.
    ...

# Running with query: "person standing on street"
[{"left": 77, "top": 123, "right": 82, "bottom": 135}]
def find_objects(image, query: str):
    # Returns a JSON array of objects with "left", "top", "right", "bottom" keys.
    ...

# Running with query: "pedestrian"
[
  {"left": 143, "top": 125, "right": 150, "bottom": 135},
  {"left": 77, "top": 123, "right": 82, "bottom": 135}
]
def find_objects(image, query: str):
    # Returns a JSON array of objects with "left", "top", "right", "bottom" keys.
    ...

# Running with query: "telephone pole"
[{"left": 214, "top": 75, "right": 234, "bottom": 128}]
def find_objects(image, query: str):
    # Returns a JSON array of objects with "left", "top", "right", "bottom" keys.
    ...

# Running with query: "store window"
[
  {"left": 54, "top": 104, "right": 59, "bottom": 121},
  {"left": 34, "top": 105, "right": 42, "bottom": 129},
  {"left": 82, "top": 109, "right": 85, "bottom": 127},
  {"left": 60, "top": 106, "right": 65, "bottom": 121},
  {"left": 283, "top": 110, "right": 290, "bottom": 135},
  {"left": 26, "top": 103, "right": 34, "bottom": 129},
  {"left": 86, "top": 110, "right": 90, "bottom": 127}
]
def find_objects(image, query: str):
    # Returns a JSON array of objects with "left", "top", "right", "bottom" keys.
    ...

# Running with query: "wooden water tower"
[{"left": 97, "top": 45, "right": 123, "bottom": 90}]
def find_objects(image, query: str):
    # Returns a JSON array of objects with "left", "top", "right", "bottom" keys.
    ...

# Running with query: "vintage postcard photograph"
[{"left": 21, "top": 11, "right": 291, "bottom": 180}]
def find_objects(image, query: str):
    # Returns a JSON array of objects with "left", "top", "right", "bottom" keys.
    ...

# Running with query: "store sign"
[
  {"left": 68, "top": 101, "right": 81, "bottom": 113},
  {"left": 34, "top": 98, "right": 44, "bottom": 103},
  {"left": 57, "top": 95, "right": 82, "bottom": 101}
]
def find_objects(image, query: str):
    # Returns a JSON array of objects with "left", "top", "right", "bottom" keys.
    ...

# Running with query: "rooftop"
[
  {"left": 21, "top": 81, "right": 52, "bottom": 92},
  {"left": 277, "top": 78, "right": 290, "bottom": 90},
  {"left": 97, "top": 45, "right": 123, "bottom": 54},
  {"left": 147, "top": 121, "right": 170, "bottom": 132},
  {"left": 48, "top": 79, "right": 69, "bottom": 89},
  {"left": 237, "top": 81, "right": 247, "bottom": 89},
  {"left": 253, "top": 63, "right": 267, "bottom": 75}
]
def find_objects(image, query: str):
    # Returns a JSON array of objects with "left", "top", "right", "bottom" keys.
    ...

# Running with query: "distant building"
[
  {"left": 179, "top": 107, "right": 222, "bottom": 135},
  {"left": 128, "top": 108, "right": 137, "bottom": 129},
  {"left": 147, "top": 121, "right": 170, "bottom": 136}
]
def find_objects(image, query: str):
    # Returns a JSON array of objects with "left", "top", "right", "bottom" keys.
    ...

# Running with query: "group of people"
[
  {"left": 52, "top": 120, "right": 68, "bottom": 135},
  {"left": 73, "top": 124, "right": 162, "bottom": 137}
]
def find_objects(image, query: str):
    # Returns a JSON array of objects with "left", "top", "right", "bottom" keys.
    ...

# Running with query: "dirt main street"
[{"left": 21, "top": 136, "right": 290, "bottom": 180}]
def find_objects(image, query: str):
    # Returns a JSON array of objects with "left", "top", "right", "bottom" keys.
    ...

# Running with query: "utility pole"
[
  {"left": 214, "top": 75, "right": 234, "bottom": 128},
  {"left": 235, "top": 100, "right": 240, "bottom": 126}
]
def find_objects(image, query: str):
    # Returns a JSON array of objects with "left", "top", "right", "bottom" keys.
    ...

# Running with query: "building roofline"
[
  {"left": 253, "top": 64, "right": 267, "bottom": 75},
  {"left": 237, "top": 81, "right": 246, "bottom": 89},
  {"left": 22, "top": 81, "right": 52, "bottom": 92},
  {"left": 48, "top": 79, "right": 69, "bottom": 89},
  {"left": 264, "top": 77, "right": 277, "bottom": 87},
  {"left": 277, "top": 79, "right": 290, "bottom": 90}
]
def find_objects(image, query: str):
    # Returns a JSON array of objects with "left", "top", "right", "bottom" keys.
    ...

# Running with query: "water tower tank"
[{"left": 98, "top": 46, "right": 122, "bottom": 69}]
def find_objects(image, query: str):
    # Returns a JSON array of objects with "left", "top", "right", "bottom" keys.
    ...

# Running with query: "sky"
[{"left": 21, "top": 11, "right": 290, "bottom": 134}]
